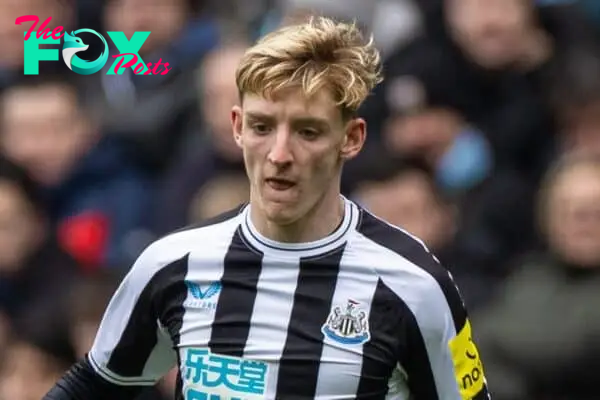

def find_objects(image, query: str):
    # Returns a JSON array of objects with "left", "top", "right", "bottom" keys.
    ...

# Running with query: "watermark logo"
[
  {"left": 16, "top": 15, "right": 172, "bottom": 76},
  {"left": 62, "top": 29, "right": 109, "bottom": 75}
]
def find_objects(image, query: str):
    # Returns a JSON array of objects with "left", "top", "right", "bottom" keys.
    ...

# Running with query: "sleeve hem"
[{"left": 87, "top": 353, "right": 157, "bottom": 386}]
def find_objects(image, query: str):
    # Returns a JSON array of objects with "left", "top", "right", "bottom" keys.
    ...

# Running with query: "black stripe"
[
  {"left": 473, "top": 384, "right": 491, "bottom": 400},
  {"left": 107, "top": 254, "right": 189, "bottom": 378},
  {"left": 276, "top": 247, "right": 344, "bottom": 398},
  {"left": 356, "top": 279, "right": 439, "bottom": 399},
  {"left": 156, "top": 257, "right": 189, "bottom": 400},
  {"left": 174, "top": 353, "right": 184, "bottom": 400},
  {"left": 208, "top": 228, "right": 263, "bottom": 356},
  {"left": 357, "top": 210, "right": 467, "bottom": 331}
]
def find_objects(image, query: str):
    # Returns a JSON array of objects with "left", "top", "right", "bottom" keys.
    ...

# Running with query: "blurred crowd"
[{"left": 1, "top": 0, "right": 600, "bottom": 399}]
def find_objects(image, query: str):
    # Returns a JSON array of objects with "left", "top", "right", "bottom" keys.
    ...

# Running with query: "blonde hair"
[{"left": 236, "top": 16, "right": 383, "bottom": 118}]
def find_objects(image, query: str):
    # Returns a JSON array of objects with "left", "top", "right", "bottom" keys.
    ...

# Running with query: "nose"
[{"left": 267, "top": 129, "right": 293, "bottom": 166}]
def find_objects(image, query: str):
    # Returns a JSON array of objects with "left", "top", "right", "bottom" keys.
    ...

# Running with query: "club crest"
[{"left": 322, "top": 299, "right": 370, "bottom": 345}]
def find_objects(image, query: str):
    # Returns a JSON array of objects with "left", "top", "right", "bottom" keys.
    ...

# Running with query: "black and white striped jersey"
[{"left": 88, "top": 197, "right": 491, "bottom": 400}]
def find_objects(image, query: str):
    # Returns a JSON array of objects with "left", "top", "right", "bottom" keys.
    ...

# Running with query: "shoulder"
[
  {"left": 353, "top": 208, "right": 467, "bottom": 332},
  {"left": 354, "top": 207, "right": 443, "bottom": 280},
  {"left": 128, "top": 206, "right": 244, "bottom": 282}
]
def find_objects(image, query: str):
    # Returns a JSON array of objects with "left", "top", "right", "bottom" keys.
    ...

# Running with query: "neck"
[{"left": 250, "top": 187, "right": 345, "bottom": 244}]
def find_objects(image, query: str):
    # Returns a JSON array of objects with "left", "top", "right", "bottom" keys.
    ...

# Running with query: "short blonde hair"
[{"left": 236, "top": 16, "right": 383, "bottom": 118}]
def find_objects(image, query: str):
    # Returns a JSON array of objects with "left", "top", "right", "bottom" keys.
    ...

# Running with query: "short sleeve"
[
  {"left": 416, "top": 271, "right": 491, "bottom": 400},
  {"left": 88, "top": 244, "right": 179, "bottom": 386}
]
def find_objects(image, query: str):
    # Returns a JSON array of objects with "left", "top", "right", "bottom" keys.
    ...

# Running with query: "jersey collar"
[{"left": 240, "top": 197, "right": 359, "bottom": 258}]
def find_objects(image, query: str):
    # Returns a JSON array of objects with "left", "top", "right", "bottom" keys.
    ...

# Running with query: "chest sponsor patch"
[{"left": 182, "top": 348, "right": 269, "bottom": 400}]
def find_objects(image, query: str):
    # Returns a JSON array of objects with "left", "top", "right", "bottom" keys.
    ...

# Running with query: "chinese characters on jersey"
[{"left": 183, "top": 349, "right": 269, "bottom": 400}]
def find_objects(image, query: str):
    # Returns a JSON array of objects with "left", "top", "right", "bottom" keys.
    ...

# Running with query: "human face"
[
  {"left": 231, "top": 89, "right": 365, "bottom": 225},
  {"left": 0, "top": 84, "right": 93, "bottom": 186},
  {"left": 546, "top": 164, "right": 600, "bottom": 268},
  {"left": 0, "top": 181, "right": 41, "bottom": 272},
  {"left": 0, "top": 0, "right": 69, "bottom": 69},
  {"left": 356, "top": 171, "right": 454, "bottom": 250},
  {"left": 200, "top": 47, "right": 246, "bottom": 159},
  {"left": 446, "top": 0, "right": 533, "bottom": 69}
]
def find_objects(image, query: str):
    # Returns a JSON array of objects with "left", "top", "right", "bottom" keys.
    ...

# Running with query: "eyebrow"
[
  {"left": 244, "top": 112, "right": 331, "bottom": 129},
  {"left": 244, "top": 111, "right": 276, "bottom": 124}
]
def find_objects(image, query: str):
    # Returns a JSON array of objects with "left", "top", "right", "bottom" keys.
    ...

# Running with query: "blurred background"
[{"left": 1, "top": 0, "right": 600, "bottom": 399}]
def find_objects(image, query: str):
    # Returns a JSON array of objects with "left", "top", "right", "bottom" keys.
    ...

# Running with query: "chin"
[{"left": 263, "top": 203, "right": 300, "bottom": 226}]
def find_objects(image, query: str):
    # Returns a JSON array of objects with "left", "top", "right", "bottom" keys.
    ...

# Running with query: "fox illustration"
[
  {"left": 61, "top": 30, "right": 109, "bottom": 75},
  {"left": 62, "top": 32, "right": 89, "bottom": 71}
]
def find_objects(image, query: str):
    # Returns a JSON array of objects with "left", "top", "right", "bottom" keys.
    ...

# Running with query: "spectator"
[
  {"left": 0, "top": 338, "right": 72, "bottom": 400},
  {"left": 474, "top": 154, "right": 600, "bottom": 400},
  {"left": 350, "top": 0, "right": 600, "bottom": 303},
  {"left": 83, "top": 0, "right": 220, "bottom": 171},
  {"left": 0, "top": 0, "right": 74, "bottom": 91},
  {"left": 0, "top": 294, "right": 76, "bottom": 400},
  {"left": 362, "top": 0, "right": 600, "bottom": 182},
  {"left": 0, "top": 75, "right": 154, "bottom": 269},
  {"left": 1, "top": 1, "right": 600, "bottom": 398},
  {"left": 0, "top": 157, "right": 79, "bottom": 332},
  {"left": 67, "top": 270, "right": 123, "bottom": 360},
  {"left": 350, "top": 155, "right": 503, "bottom": 308},
  {"left": 352, "top": 158, "right": 455, "bottom": 253},
  {"left": 188, "top": 173, "right": 250, "bottom": 223},
  {"left": 66, "top": 270, "right": 170, "bottom": 399},
  {"left": 551, "top": 50, "right": 600, "bottom": 158},
  {"left": 273, "top": 0, "right": 422, "bottom": 56},
  {"left": 153, "top": 42, "right": 247, "bottom": 234}
]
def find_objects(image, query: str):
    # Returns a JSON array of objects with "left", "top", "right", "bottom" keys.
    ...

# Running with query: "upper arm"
[
  {"left": 355, "top": 212, "right": 491, "bottom": 399},
  {"left": 414, "top": 270, "right": 490, "bottom": 400},
  {"left": 88, "top": 244, "right": 181, "bottom": 386}
]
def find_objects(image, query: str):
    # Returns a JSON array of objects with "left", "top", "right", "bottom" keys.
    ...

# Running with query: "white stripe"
[
  {"left": 313, "top": 245, "right": 380, "bottom": 398},
  {"left": 243, "top": 253, "right": 301, "bottom": 397},
  {"left": 142, "top": 324, "right": 178, "bottom": 378},
  {"left": 176, "top": 223, "right": 239, "bottom": 391},
  {"left": 354, "top": 233, "right": 461, "bottom": 399},
  {"left": 177, "top": 226, "right": 237, "bottom": 348},
  {"left": 90, "top": 216, "right": 241, "bottom": 384}
]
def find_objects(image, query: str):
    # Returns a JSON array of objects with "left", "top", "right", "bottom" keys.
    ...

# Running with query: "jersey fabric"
[{"left": 87, "top": 197, "right": 491, "bottom": 400}]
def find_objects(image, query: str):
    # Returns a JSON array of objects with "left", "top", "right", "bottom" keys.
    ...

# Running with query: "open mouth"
[{"left": 265, "top": 177, "right": 296, "bottom": 190}]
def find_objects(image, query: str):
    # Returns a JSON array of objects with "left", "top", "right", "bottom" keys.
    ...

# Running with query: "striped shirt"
[{"left": 88, "top": 197, "right": 491, "bottom": 399}]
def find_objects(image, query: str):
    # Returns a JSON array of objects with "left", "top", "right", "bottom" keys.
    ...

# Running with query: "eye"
[
  {"left": 298, "top": 128, "right": 320, "bottom": 140},
  {"left": 251, "top": 123, "right": 271, "bottom": 135}
]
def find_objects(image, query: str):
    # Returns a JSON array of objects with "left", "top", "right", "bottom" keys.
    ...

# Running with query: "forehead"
[
  {"left": 2, "top": 85, "right": 76, "bottom": 121},
  {"left": 447, "top": 0, "right": 528, "bottom": 12},
  {"left": 241, "top": 89, "right": 342, "bottom": 125},
  {"left": 552, "top": 165, "right": 600, "bottom": 197}
]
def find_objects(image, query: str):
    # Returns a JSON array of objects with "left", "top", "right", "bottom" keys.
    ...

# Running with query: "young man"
[{"left": 43, "top": 17, "right": 491, "bottom": 400}]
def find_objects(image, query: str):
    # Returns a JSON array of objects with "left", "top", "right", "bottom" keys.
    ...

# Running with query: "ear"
[
  {"left": 340, "top": 118, "right": 366, "bottom": 160},
  {"left": 231, "top": 105, "right": 243, "bottom": 149}
]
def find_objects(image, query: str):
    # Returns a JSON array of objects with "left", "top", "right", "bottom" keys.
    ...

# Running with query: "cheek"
[
  {"left": 241, "top": 143, "right": 264, "bottom": 178},
  {"left": 307, "top": 146, "right": 340, "bottom": 177},
  {"left": 448, "top": 5, "right": 477, "bottom": 36}
]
